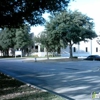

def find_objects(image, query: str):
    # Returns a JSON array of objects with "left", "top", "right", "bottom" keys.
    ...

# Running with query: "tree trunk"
[
  {"left": 3, "top": 50, "right": 4, "bottom": 56},
  {"left": 57, "top": 47, "right": 61, "bottom": 54},
  {"left": 46, "top": 48, "right": 49, "bottom": 60},
  {"left": 69, "top": 44, "right": 73, "bottom": 58},
  {"left": 6, "top": 49, "right": 9, "bottom": 56},
  {"left": 52, "top": 51, "right": 55, "bottom": 57}
]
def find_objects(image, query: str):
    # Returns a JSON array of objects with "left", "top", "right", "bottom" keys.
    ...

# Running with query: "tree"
[
  {"left": 0, "top": 0, "right": 70, "bottom": 28},
  {"left": 0, "top": 28, "right": 16, "bottom": 56},
  {"left": 34, "top": 31, "right": 50, "bottom": 59},
  {"left": 14, "top": 25, "right": 32, "bottom": 56},
  {"left": 44, "top": 10, "right": 97, "bottom": 58},
  {"left": 0, "top": 25, "right": 32, "bottom": 56},
  {"left": 34, "top": 28, "right": 66, "bottom": 59}
]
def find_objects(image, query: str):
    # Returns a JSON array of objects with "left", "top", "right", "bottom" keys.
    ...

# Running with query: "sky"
[{"left": 31, "top": 0, "right": 100, "bottom": 35}]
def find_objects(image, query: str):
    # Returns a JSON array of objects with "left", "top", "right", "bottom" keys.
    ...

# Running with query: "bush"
[
  {"left": 72, "top": 56, "right": 78, "bottom": 59},
  {"left": 28, "top": 55, "right": 38, "bottom": 58},
  {"left": 45, "top": 54, "right": 52, "bottom": 57}
]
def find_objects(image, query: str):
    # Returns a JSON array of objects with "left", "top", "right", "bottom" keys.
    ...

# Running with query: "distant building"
[
  {"left": 61, "top": 36, "right": 100, "bottom": 57},
  {"left": 0, "top": 34, "right": 99, "bottom": 58},
  {"left": 31, "top": 36, "right": 100, "bottom": 58}
]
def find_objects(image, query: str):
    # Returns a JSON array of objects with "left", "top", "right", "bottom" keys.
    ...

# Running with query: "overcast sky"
[{"left": 31, "top": 0, "right": 100, "bottom": 35}]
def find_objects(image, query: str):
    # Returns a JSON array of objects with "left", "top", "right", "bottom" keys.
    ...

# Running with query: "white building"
[
  {"left": 31, "top": 36, "right": 100, "bottom": 58},
  {"left": 31, "top": 43, "right": 53, "bottom": 57},
  {"left": 31, "top": 26, "right": 100, "bottom": 58},
  {"left": 61, "top": 36, "right": 100, "bottom": 57}
]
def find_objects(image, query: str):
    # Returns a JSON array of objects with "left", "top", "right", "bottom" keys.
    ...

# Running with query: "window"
[
  {"left": 96, "top": 47, "right": 98, "bottom": 52},
  {"left": 35, "top": 45, "right": 38, "bottom": 52},
  {"left": 73, "top": 47, "right": 76, "bottom": 52},
  {"left": 86, "top": 47, "right": 88, "bottom": 52}
]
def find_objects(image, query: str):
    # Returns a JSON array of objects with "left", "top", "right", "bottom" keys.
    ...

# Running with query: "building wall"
[
  {"left": 31, "top": 37, "right": 100, "bottom": 58},
  {"left": 61, "top": 37, "right": 100, "bottom": 57}
]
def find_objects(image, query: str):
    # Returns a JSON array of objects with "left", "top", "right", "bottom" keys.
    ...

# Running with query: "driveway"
[{"left": 0, "top": 59, "right": 100, "bottom": 100}]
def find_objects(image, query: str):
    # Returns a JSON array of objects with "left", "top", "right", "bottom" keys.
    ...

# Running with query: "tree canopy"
[
  {"left": 42, "top": 10, "right": 97, "bottom": 58},
  {"left": 34, "top": 31, "right": 50, "bottom": 59},
  {"left": 15, "top": 25, "right": 32, "bottom": 50},
  {"left": 0, "top": 28, "right": 15, "bottom": 50},
  {"left": 34, "top": 29, "right": 63, "bottom": 59},
  {"left": 0, "top": 25, "right": 32, "bottom": 56},
  {"left": 0, "top": 0, "right": 70, "bottom": 28}
]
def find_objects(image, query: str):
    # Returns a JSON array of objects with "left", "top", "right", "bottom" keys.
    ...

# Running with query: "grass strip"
[{"left": 0, "top": 72, "right": 65, "bottom": 100}]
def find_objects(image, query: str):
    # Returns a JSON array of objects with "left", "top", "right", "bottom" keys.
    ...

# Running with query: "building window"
[
  {"left": 35, "top": 45, "right": 38, "bottom": 52},
  {"left": 73, "top": 47, "right": 76, "bottom": 52},
  {"left": 96, "top": 47, "right": 98, "bottom": 52},
  {"left": 86, "top": 47, "right": 88, "bottom": 52}
]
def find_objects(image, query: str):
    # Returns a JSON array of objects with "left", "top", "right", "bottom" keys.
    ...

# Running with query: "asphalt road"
[{"left": 0, "top": 59, "right": 100, "bottom": 100}]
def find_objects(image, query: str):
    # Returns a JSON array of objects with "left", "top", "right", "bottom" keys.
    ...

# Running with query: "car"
[{"left": 84, "top": 55, "right": 100, "bottom": 61}]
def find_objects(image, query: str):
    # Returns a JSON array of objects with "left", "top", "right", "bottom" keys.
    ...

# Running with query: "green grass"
[{"left": 0, "top": 72, "right": 66, "bottom": 100}]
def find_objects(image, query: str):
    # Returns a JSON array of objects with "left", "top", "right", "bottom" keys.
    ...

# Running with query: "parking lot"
[{"left": 0, "top": 59, "right": 100, "bottom": 100}]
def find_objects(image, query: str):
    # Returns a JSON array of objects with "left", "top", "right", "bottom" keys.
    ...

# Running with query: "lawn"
[{"left": 0, "top": 72, "right": 66, "bottom": 100}]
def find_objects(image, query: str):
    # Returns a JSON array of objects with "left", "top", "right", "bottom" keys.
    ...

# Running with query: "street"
[{"left": 0, "top": 59, "right": 100, "bottom": 100}]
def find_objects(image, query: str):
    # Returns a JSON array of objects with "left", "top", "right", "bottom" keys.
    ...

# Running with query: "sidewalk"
[
  {"left": 23, "top": 57, "right": 83, "bottom": 62},
  {"left": 23, "top": 57, "right": 68, "bottom": 62},
  {"left": 0, "top": 56, "right": 83, "bottom": 62}
]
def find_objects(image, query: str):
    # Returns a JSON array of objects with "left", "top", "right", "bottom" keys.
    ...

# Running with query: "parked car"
[{"left": 84, "top": 55, "right": 100, "bottom": 61}]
